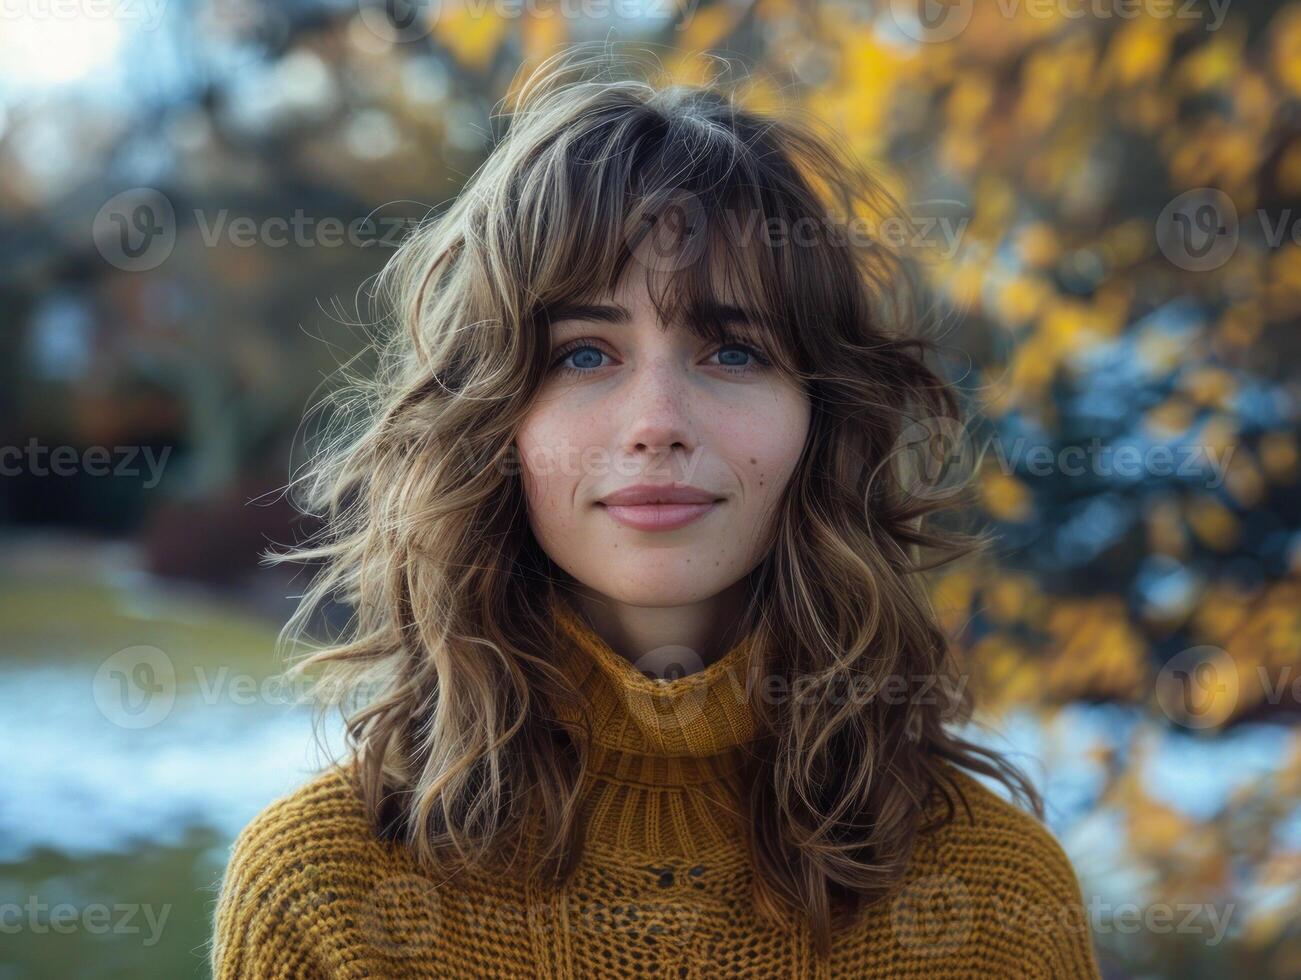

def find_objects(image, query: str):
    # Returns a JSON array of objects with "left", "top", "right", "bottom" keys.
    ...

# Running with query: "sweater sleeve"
[{"left": 209, "top": 787, "right": 327, "bottom": 979}]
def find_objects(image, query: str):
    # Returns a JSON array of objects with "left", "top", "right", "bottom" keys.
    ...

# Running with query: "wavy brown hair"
[{"left": 269, "top": 43, "right": 1044, "bottom": 959}]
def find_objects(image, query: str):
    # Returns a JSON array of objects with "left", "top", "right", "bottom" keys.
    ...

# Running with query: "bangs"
[
  {"left": 632, "top": 212, "right": 804, "bottom": 378},
  {"left": 515, "top": 93, "right": 864, "bottom": 383}
]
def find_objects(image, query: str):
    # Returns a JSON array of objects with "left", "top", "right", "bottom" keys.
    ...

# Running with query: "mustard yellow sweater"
[{"left": 212, "top": 598, "right": 1103, "bottom": 978}]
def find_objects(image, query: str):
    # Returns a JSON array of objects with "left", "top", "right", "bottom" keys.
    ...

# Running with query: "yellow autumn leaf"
[
  {"left": 1040, "top": 298, "right": 1102, "bottom": 356},
  {"left": 1130, "top": 802, "right": 1192, "bottom": 854},
  {"left": 1217, "top": 301, "right": 1265, "bottom": 347},
  {"left": 997, "top": 275, "right": 1052, "bottom": 327},
  {"left": 1189, "top": 581, "right": 1254, "bottom": 645},
  {"left": 1044, "top": 598, "right": 1149, "bottom": 701},
  {"left": 940, "top": 127, "right": 983, "bottom": 176},
  {"left": 931, "top": 569, "right": 976, "bottom": 636},
  {"left": 1231, "top": 69, "right": 1277, "bottom": 133},
  {"left": 1173, "top": 28, "right": 1246, "bottom": 94},
  {"left": 1200, "top": 414, "right": 1239, "bottom": 460},
  {"left": 734, "top": 75, "right": 784, "bottom": 117},
  {"left": 675, "top": 3, "right": 743, "bottom": 54},
  {"left": 1115, "top": 85, "right": 1175, "bottom": 135},
  {"left": 1278, "top": 138, "right": 1301, "bottom": 199},
  {"left": 519, "top": 11, "right": 567, "bottom": 66},
  {"left": 1015, "top": 224, "right": 1061, "bottom": 269},
  {"left": 942, "top": 260, "right": 986, "bottom": 315},
  {"left": 1239, "top": 852, "right": 1301, "bottom": 947},
  {"left": 1185, "top": 494, "right": 1240, "bottom": 551},
  {"left": 1264, "top": 244, "right": 1301, "bottom": 319},
  {"left": 1179, "top": 367, "right": 1235, "bottom": 408},
  {"left": 1144, "top": 397, "right": 1195, "bottom": 437},
  {"left": 1259, "top": 431, "right": 1299, "bottom": 484},
  {"left": 1280, "top": 727, "right": 1301, "bottom": 796},
  {"left": 945, "top": 72, "right": 994, "bottom": 129},
  {"left": 1103, "top": 18, "right": 1173, "bottom": 88},
  {"left": 1008, "top": 334, "right": 1058, "bottom": 394},
  {"left": 1224, "top": 581, "right": 1301, "bottom": 680},
  {"left": 981, "top": 466, "right": 1033, "bottom": 523},
  {"left": 1146, "top": 496, "right": 1188, "bottom": 559},
  {"left": 984, "top": 573, "right": 1038, "bottom": 626},
  {"left": 970, "top": 635, "right": 1041, "bottom": 708},
  {"left": 1091, "top": 281, "right": 1133, "bottom": 338},
  {"left": 1105, "top": 218, "right": 1155, "bottom": 267},
  {"left": 1169, "top": 120, "right": 1258, "bottom": 189},
  {"left": 1269, "top": 4, "right": 1301, "bottom": 96},
  {"left": 1222, "top": 448, "right": 1265, "bottom": 509},
  {"left": 433, "top": 1, "right": 508, "bottom": 72}
]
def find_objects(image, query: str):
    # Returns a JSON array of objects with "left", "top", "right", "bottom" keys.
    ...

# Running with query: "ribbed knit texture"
[{"left": 212, "top": 596, "right": 1103, "bottom": 978}]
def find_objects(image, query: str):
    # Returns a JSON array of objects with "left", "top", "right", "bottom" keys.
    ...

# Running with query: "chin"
[{"left": 591, "top": 573, "right": 724, "bottom": 608}]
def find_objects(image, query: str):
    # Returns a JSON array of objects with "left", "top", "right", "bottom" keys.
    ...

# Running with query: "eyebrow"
[
  {"left": 543, "top": 301, "right": 758, "bottom": 329},
  {"left": 543, "top": 302, "right": 630, "bottom": 327}
]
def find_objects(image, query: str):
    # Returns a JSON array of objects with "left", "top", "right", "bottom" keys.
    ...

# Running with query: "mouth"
[
  {"left": 597, "top": 499, "right": 722, "bottom": 532},
  {"left": 594, "top": 484, "right": 726, "bottom": 532}
]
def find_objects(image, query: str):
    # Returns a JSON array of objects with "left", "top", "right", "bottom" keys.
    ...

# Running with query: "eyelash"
[{"left": 549, "top": 335, "right": 773, "bottom": 377}]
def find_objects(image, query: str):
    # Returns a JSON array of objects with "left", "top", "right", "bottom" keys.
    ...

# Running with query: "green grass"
[
  {"left": 0, "top": 828, "right": 229, "bottom": 980},
  {"left": 0, "top": 571, "right": 285, "bottom": 680},
  {"left": 2, "top": 567, "right": 291, "bottom": 979}
]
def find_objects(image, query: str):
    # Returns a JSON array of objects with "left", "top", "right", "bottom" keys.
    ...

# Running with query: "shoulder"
[
  {"left": 216, "top": 763, "right": 384, "bottom": 901},
  {"left": 209, "top": 763, "right": 389, "bottom": 978},
  {"left": 225, "top": 762, "right": 375, "bottom": 862},
  {"left": 920, "top": 763, "right": 1083, "bottom": 897},
  {"left": 905, "top": 761, "right": 1102, "bottom": 978}
]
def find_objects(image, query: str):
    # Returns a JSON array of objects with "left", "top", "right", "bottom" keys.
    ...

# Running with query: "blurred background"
[{"left": 1, "top": 0, "right": 1298, "bottom": 977}]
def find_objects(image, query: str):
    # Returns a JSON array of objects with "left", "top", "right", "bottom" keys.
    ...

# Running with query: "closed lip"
[{"left": 597, "top": 484, "right": 723, "bottom": 506}]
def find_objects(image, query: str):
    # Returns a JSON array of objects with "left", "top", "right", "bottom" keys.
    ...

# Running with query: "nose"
[{"left": 618, "top": 354, "right": 697, "bottom": 459}]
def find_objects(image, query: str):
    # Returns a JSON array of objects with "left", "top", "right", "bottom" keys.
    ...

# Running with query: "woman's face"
[{"left": 515, "top": 270, "right": 811, "bottom": 607}]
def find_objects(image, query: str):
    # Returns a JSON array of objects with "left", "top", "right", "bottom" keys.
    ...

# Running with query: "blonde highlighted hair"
[{"left": 270, "top": 43, "right": 1042, "bottom": 958}]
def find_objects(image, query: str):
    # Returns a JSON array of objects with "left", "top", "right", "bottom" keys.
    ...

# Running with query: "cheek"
[
  {"left": 515, "top": 402, "right": 587, "bottom": 526},
  {"left": 719, "top": 389, "right": 809, "bottom": 502}
]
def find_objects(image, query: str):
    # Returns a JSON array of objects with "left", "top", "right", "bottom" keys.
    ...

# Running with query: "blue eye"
[
  {"left": 715, "top": 344, "right": 754, "bottom": 368},
  {"left": 548, "top": 336, "right": 771, "bottom": 377},
  {"left": 708, "top": 340, "right": 773, "bottom": 374},
  {"left": 554, "top": 345, "right": 606, "bottom": 372}
]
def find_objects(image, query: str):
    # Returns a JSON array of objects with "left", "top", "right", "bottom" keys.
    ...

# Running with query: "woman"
[{"left": 211, "top": 46, "right": 1102, "bottom": 979}]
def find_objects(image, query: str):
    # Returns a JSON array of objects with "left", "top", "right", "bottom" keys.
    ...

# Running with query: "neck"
[{"left": 561, "top": 579, "right": 752, "bottom": 678}]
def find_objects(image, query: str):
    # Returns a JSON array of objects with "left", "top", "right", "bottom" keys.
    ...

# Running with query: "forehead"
[
  {"left": 544, "top": 282, "right": 760, "bottom": 341},
  {"left": 535, "top": 207, "right": 805, "bottom": 375},
  {"left": 548, "top": 241, "right": 761, "bottom": 328},
  {"left": 610, "top": 267, "right": 748, "bottom": 318}
]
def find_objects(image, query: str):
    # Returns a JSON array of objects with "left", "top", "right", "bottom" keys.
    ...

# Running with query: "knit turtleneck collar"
[{"left": 546, "top": 592, "right": 761, "bottom": 788}]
